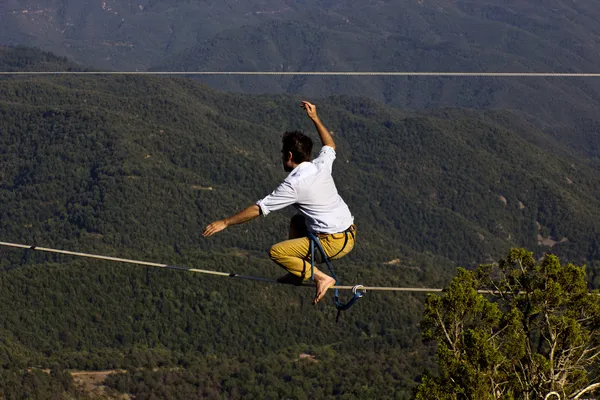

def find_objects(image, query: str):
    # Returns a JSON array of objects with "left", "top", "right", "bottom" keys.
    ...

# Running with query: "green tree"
[{"left": 416, "top": 248, "right": 600, "bottom": 400}]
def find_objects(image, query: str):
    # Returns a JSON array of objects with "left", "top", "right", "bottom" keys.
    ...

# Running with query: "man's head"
[{"left": 281, "top": 131, "right": 312, "bottom": 172}]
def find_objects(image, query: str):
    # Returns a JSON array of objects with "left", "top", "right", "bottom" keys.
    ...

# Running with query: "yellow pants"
[{"left": 269, "top": 224, "right": 356, "bottom": 280}]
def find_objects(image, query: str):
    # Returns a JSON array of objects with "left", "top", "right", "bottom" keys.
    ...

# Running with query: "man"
[{"left": 202, "top": 101, "right": 356, "bottom": 305}]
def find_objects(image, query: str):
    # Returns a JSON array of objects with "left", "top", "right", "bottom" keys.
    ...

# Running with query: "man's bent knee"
[{"left": 268, "top": 244, "right": 281, "bottom": 262}]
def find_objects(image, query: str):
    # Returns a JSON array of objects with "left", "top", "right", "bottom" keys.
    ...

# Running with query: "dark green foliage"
[
  {"left": 0, "top": 368, "right": 89, "bottom": 400},
  {"left": 3, "top": 67, "right": 600, "bottom": 267},
  {"left": 2, "top": 48, "right": 600, "bottom": 397},
  {"left": 104, "top": 351, "right": 420, "bottom": 400},
  {"left": 0, "top": 52, "right": 441, "bottom": 396},
  {"left": 417, "top": 249, "right": 600, "bottom": 399}
]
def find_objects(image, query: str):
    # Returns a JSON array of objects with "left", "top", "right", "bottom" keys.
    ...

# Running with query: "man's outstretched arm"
[
  {"left": 302, "top": 101, "right": 335, "bottom": 151},
  {"left": 202, "top": 204, "right": 261, "bottom": 237}
]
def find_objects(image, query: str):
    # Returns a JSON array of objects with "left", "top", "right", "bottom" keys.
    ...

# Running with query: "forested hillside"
[
  {"left": 3, "top": 58, "right": 600, "bottom": 267},
  {"left": 2, "top": 47, "right": 600, "bottom": 397}
]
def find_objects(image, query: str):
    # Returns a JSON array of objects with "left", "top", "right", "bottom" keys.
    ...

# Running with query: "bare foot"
[{"left": 313, "top": 273, "right": 336, "bottom": 305}]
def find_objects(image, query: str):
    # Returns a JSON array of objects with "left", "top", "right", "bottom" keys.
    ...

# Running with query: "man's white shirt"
[{"left": 256, "top": 146, "right": 354, "bottom": 234}]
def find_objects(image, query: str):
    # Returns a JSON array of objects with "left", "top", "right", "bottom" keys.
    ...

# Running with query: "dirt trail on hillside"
[{"left": 71, "top": 370, "right": 129, "bottom": 399}]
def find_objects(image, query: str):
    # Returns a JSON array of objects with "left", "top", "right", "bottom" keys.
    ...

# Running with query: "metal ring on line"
[{"left": 352, "top": 285, "right": 366, "bottom": 297}]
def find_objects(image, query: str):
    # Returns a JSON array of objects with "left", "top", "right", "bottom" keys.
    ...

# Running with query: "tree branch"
[
  {"left": 436, "top": 308, "right": 456, "bottom": 352},
  {"left": 572, "top": 382, "right": 600, "bottom": 399}
]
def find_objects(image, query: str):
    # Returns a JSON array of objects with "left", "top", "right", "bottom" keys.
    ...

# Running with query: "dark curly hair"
[{"left": 282, "top": 131, "right": 313, "bottom": 163}]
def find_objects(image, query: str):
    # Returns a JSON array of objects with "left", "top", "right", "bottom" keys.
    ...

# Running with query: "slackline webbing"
[
  {"left": 2, "top": 71, "right": 600, "bottom": 77},
  {"left": 0, "top": 240, "right": 451, "bottom": 293}
]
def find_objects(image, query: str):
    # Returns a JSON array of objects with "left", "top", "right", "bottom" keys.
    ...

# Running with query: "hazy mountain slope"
[
  {"left": 4, "top": 1, "right": 600, "bottom": 158},
  {"left": 5, "top": 0, "right": 600, "bottom": 73},
  {"left": 152, "top": 6, "right": 600, "bottom": 157},
  {"left": 0, "top": 0, "right": 303, "bottom": 70}
]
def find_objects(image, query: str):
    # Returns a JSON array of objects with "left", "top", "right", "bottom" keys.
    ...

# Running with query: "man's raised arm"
[{"left": 302, "top": 101, "right": 335, "bottom": 151}]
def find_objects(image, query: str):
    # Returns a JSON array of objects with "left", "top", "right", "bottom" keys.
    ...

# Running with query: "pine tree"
[{"left": 416, "top": 248, "right": 600, "bottom": 399}]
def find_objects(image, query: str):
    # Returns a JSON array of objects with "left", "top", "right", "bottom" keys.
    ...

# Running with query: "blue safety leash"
[{"left": 307, "top": 232, "right": 365, "bottom": 321}]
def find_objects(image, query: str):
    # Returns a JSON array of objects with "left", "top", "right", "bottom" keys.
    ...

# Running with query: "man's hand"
[
  {"left": 301, "top": 100, "right": 335, "bottom": 150},
  {"left": 301, "top": 101, "right": 319, "bottom": 122},
  {"left": 202, "top": 219, "right": 228, "bottom": 237},
  {"left": 202, "top": 205, "right": 261, "bottom": 238}
]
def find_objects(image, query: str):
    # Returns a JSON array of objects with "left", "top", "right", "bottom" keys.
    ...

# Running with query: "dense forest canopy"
[{"left": 1, "top": 46, "right": 600, "bottom": 398}]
